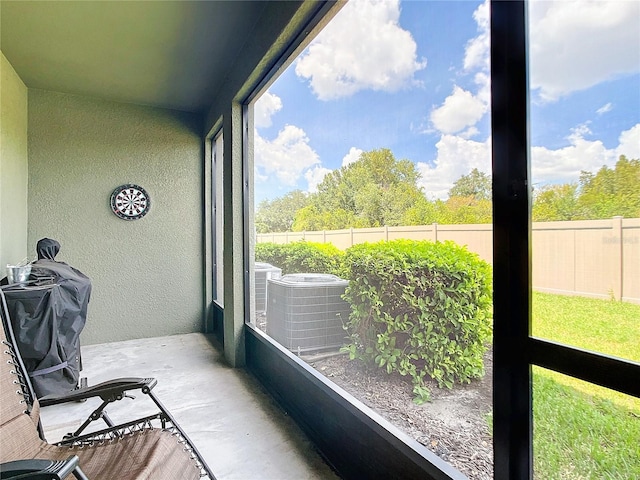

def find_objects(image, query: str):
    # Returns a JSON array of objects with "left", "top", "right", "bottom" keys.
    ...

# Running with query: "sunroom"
[{"left": 1, "top": 1, "right": 638, "bottom": 479}]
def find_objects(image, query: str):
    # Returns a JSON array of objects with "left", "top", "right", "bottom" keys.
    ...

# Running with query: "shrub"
[
  {"left": 255, "top": 241, "right": 344, "bottom": 276},
  {"left": 254, "top": 242, "right": 290, "bottom": 273},
  {"left": 341, "top": 239, "right": 492, "bottom": 403}
]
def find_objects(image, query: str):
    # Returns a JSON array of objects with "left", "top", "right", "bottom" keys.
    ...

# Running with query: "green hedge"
[
  {"left": 341, "top": 239, "right": 492, "bottom": 402},
  {"left": 255, "top": 241, "right": 343, "bottom": 276}
]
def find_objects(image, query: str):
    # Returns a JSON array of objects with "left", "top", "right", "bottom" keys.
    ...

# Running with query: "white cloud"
[
  {"left": 531, "top": 125, "right": 610, "bottom": 184},
  {"left": 426, "top": 1, "right": 489, "bottom": 138},
  {"left": 417, "top": 135, "right": 491, "bottom": 199},
  {"left": 568, "top": 123, "right": 593, "bottom": 142},
  {"left": 596, "top": 102, "right": 613, "bottom": 115},
  {"left": 254, "top": 125, "right": 320, "bottom": 186},
  {"left": 463, "top": 0, "right": 490, "bottom": 72},
  {"left": 529, "top": 0, "right": 640, "bottom": 101},
  {"left": 295, "top": 0, "right": 426, "bottom": 100},
  {"left": 531, "top": 123, "right": 639, "bottom": 185},
  {"left": 342, "top": 147, "right": 363, "bottom": 167},
  {"left": 474, "top": 72, "right": 491, "bottom": 105},
  {"left": 430, "top": 86, "right": 487, "bottom": 135},
  {"left": 413, "top": 2, "right": 492, "bottom": 198},
  {"left": 254, "top": 92, "right": 283, "bottom": 128},
  {"left": 616, "top": 123, "right": 640, "bottom": 160},
  {"left": 463, "top": 0, "right": 639, "bottom": 103},
  {"left": 305, "top": 166, "right": 332, "bottom": 193},
  {"left": 460, "top": 126, "right": 480, "bottom": 139}
]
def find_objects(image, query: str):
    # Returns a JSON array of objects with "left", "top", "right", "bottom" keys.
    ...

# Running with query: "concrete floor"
[{"left": 39, "top": 333, "right": 341, "bottom": 480}]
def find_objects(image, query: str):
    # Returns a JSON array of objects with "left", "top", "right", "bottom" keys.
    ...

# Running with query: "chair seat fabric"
[
  {"left": 47, "top": 430, "right": 200, "bottom": 480},
  {"left": 1, "top": 414, "right": 200, "bottom": 480}
]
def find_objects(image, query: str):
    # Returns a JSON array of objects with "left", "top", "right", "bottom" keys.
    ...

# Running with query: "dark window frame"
[
  {"left": 492, "top": 2, "right": 640, "bottom": 477},
  {"left": 206, "top": 131, "right": 225, "bottom": 342},
  {"left": 212, "top": 131, "right": 224, "bottom": 307}
]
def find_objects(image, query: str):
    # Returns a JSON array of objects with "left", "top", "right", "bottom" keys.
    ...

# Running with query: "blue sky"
[{"left": 254, "top": 0, "right": 640, "bottom": 204}]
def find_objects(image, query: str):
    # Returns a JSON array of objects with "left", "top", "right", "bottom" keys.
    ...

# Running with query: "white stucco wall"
[{"left": 28, "top": 90, "right": 203, "bottom": 344}]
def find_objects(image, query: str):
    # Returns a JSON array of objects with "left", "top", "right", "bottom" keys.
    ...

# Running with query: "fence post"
[
  {"left": 323, "top": 230, "right": 326, "bottom": 243},
  {"left": 385, "top": 225, "right": 389, "bottom": 241},
  {"left": 350, "top": 227, "right": 354, "bottom": 247},
  {"left": 613, "top": 216, "right": 623, "bottom": 301},
  {"left": 432, "top": 223, "right": 438, "bottom": 242}
]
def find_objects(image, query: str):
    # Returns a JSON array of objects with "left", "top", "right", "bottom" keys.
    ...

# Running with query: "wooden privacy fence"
[{"left": 256, "top": 217, "right": 640, "bottom": 304}]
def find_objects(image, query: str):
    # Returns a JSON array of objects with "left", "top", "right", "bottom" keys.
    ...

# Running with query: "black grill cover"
[{"left": 3, "top": 257, "right": 91, "bottom": 398}]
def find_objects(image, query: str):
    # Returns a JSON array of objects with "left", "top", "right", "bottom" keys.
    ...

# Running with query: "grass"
[
  {"left": 530, "top": 292, "right": 640, "bottom": 478},
  {"left": 532, "top": 292, "right": 640, "bottom": 412},
  {"left": 533, "top": 370, "right": 640, "bottom": 480},
  {"left": 532, "top": 292, "right": 640, "bottom": 362}
]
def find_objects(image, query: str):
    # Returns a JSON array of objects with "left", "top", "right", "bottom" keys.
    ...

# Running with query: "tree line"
[{"left": 255, "top": 149, "right": 640, "bottom": 233}]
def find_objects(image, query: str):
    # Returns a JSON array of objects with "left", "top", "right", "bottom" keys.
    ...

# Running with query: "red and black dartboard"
[{"left": 110, "top": 184, "right": 151, "bottom": 221}]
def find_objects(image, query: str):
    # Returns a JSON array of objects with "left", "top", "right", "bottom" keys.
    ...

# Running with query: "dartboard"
[{"left": 110, "top": 184, "right": 151, "bottom": 220}]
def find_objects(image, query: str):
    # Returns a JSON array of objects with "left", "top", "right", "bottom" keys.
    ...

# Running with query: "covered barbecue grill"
[{"left": 1, "top": 238, "right": 91, "bottom": 397}]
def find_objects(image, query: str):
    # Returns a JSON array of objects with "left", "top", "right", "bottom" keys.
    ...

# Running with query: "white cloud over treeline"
[
  {"left": 421, "top": 0, "right": 491, "bottom": 198},
  {"left": 254, "top": 124, "right": 319, "bottom": 186},
  {"left": 255, "top": 0, "right": 639, "bottom": 201},
  {"left": 254, "top": 91, "right": 362, "bottom": 193},
  {"left": 419, "top": 0, "right": 639, "bottom": 199},
  {"left": 417, "top": 123, "right": 639, "bottom": 200},
  {"left": 532, "top": 123, "right": 640, "bottom": 183}
]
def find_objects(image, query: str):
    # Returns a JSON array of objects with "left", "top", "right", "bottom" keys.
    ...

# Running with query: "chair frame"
[
  {"left": 1, "top": 456, "right": 88, "bottom": 480},
  {"left": 1, "top": 288, "right": 216, "bottom": 479}
]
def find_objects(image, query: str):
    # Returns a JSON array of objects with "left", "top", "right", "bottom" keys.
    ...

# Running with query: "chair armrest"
[
  {"left": 39, "top": 377, "right": 157, "bottom": 406},
  {"left": 0, "top": 456, "right": 84, "bottom": 480}
]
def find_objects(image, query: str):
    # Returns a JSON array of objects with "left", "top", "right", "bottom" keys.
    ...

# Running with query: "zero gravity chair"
[{"left": 0, "top": 290, "right": 215, "bottom": 479}]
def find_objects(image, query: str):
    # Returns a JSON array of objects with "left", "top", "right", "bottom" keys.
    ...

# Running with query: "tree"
[
  {"left": 530, "top": 155, "right": 639, "bottom": 221},
  {"left": 576, "top": 155, "right": 640, "bottom": 219},
  {"left": 298, "top": 148, "right": 427, "bottom": 229},
  {"left": 532, "top": 183, "right": 580, "bottom": 221},
  {"left": 438, "top": 196, "right": 492, "bottom": 224},
  {"left": 448, "top": 168, "right": 491, "bottom": 200},
  {"left": 402, "top": 197, "right": 442, "bottom": 226},
  {"left": 292, "top": 206, "right": 366, "bottom": 231},
  {"left": 255, "top": 190, "right": 310, "bottom": 233}
]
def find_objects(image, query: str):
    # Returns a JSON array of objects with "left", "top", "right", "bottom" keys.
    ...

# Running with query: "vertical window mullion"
[
  {"left": 490, "top": 1, "right": 533, "bottom": 479},
  {"left": 243, "top": 103, "right": 252, "bottom": 326},
  {"left": 212, "top": 135, "right": 219, "bottom": 305}
]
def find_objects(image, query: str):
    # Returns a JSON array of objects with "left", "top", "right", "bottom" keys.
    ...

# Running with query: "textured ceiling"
[{"left": 1, "top": 1, "right": 269, "bottom": 112}]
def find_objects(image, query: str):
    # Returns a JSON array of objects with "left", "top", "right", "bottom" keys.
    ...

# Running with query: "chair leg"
[{"left": 72, "top": 465, "right": 89, "bottom": 480}]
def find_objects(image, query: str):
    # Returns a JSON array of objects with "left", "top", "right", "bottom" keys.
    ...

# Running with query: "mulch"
[{"left": 305, "top": 349, "right": 494, "bottom": 479}]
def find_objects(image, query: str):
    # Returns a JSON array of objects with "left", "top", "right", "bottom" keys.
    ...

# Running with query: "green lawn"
[
  {"left": 532, "top": 291, "right": 640, "bottom": 363},
  {"left": 533, "top": 371, "right": 640, "bottom": 480},
  {"left": 530, "top": 292, "right": 640, "bottom": 479},
  {"left": 532, "top": 292, "right": 640, "bottom": 412}
]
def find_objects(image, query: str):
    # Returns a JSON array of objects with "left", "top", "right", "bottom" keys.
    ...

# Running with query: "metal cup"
[{"left": 6, "top": 265, "right": 32, "bottom": 285}]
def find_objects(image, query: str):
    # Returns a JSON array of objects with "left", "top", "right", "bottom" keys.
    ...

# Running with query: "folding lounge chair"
[{"left": 0, "top": 289, "right": 216, "bottom": 479}]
